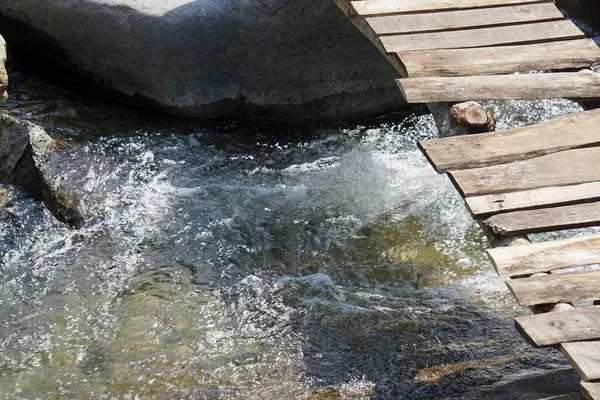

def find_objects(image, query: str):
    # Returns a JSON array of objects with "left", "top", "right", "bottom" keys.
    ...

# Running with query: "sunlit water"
[{"left": 0, "top": 74, "right": 585, "bottom": 399}]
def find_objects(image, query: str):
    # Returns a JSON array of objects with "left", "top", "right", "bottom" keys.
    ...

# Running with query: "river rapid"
[{"left": 0, "top": 72, "right": 587, "bottom": 399}]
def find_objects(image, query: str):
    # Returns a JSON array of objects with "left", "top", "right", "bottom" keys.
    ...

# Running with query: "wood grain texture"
[
  {"left": 418, "top": 108, "right": 600, "bottom": 173},
  {"left": 351, "top": 0, "right": 546, "bottom": 17},
  {"left": 380, "top": 20, "right": 584, "bottom": 53},
  {"left": 399, "top": 39, "right": 600, "bottom": 78},
  {"left": 483, "top": 202, "right": 600, "bottom": 236},
  {"left": 507, "top": 269, "right": 600, "bottom": 306},
  {"left": 487, "top": 233, "right": 600, "bottom": 278},
  {"left": 466, "top": 181, "right": 600, "bottom": 218},
  {"left": 398, "top": 70, "right": 600, "bottom": 103},
  {"left": 562, "top": 341, "right": 600, "bottom": 381},
  {"left": 581, "top": 382, "right": 600, "bottom": 400},
  {"left": 366, "top": 3, "right": 562, "bottom": 35},
  {"left": 515, "top": 305, "right": 600, "bottom": 347},
  {"left": 449, "top": 146, "right": 600, "bottom": 197}
]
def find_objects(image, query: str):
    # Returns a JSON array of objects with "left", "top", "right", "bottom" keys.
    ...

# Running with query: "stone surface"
[
  {"left": 0, "top": 188, "right": 9, "bottom": 211},
  {"left": 0, "top": 35, "right": 6, "bottom": 105},
  {"left": 0, "top": 0, "right": 405, "bottom": 122},
  {"left": 0, "top": 114, "right": 83, "bottom": 227},
  {"left": 557, "top": 0, "right": 600, "bottom": 30}
]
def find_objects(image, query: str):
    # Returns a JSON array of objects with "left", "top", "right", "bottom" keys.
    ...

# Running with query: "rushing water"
[{"left": 0, "top": 73, "right": 586, "bottom": 399}]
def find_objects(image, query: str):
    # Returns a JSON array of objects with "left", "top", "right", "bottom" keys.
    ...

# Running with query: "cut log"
[
  {"left": 466, "top": 182, "right": 600, "bottom": 218},
  {"left": 487, "top": 233, "right": 600, "bottom": 278},
  {"left": 366, "top": 3, "right": 563, "bottom": 35},
  {"left": 507, "top": 269, "right": 600, "bottom": 306},
  {"left": 483, "top": 202, "right": 600, "bottom": 236},
  {"left": 399, "top": 39, "right": 600, "bottom": 78},
  {"left": 381, "top": 20, "right": 584, "bottom": 53},
  {"left": 515, "top": 305, "right": 600, "bottom": 347},
  {"left": 562, "top": 342, "right": 600, "bottom": 381},
  {"left": 449, "top": 101, "right": 496, "bottom": 133},
  {"left": 351, "top": 0, "right": 547, "bottom": 17},
  {"left": 419, "top": 108, "right": 600, "bottom": 173},
  {"left": 398, "top": 70, "right": 600, "bottom": 103},
  {"left": 449, "top": 146, "right": 600, "bottom": 198}
]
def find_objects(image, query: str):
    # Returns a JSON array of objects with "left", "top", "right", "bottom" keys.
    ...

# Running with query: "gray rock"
[
  {"left": 557, "top": 0, "right": 600, "bottom": 29},
  {"left": 0, "top": 113, "right": 29, "bottom": 180},
  {"left": 0, "top": 35, "right": 6, "bottom": 105},
  {"left": 0, "top": 0, "right": 405, "bottom": 121},
  {"left": 0, "top": 114, "right": 83, "bottom": 228},
  {"left": 0, "top": 188, "right": 8, "bottom": 211}
]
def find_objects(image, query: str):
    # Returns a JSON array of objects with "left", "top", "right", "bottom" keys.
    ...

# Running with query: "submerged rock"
[{"left": 0, "top": 0, "right": 404, "bottom": 122}]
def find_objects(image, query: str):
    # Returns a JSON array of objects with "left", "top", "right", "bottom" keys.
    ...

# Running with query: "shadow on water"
[{"left": 0, "top": 70, "right": 587, "bottom": 399}]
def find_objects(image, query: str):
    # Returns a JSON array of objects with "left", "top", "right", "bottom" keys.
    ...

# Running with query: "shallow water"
[{"left": 0, "top": 73, "right": 585, "bottom": 399}]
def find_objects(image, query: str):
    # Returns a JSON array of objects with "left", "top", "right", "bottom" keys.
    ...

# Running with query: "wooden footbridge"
[{"left": 334, "top": 0, "right": 600, "bottom": 398}]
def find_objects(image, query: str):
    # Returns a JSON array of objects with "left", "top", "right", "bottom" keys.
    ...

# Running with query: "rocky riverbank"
[{"left": 0, "top": 34, "right": 83, "bottom": 227}]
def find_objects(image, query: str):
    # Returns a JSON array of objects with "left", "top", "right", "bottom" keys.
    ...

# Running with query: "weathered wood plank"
[
  {"left": 351, "top": 0, "right": 546, "bottom": 17},
  {"left": 398, "top": 70, "right": 600, "bottom": 103},
  {"left": 466, "top": 182, "right": 600, "bottom": 218},
  {"left": 367, "top": 3, "right": 563, "bottom": 35},
  {"left": 449, "top": 147, "right": 600, "bottom": 198},
  {"left": 380, "top": 20, "right": 584, "bottom": 53},
  {"left": 487, "top": 233, "right": 600, "bottom": 278},
  {"left": 515, "top": 305, "right": 600, "bottom": 347},
  {"left": 399, "top": 39, "right": 600, "bottom": 78},
  {"left": 507, "top": 269, "right": 600, "bottom": 306},
  {"left": 562, "top": 342, "right": 600, "bottom": 381},
  {"left": 418, "top": 108, "right": 600, "bottom": 174},
  {"left": 582, "top": 382, "right": 600, "bottom": 400},
  {"left": 483, "top": 202, "right": 600, "bottom": 236}
]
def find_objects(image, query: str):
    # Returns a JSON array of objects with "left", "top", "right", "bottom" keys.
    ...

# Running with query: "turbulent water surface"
[{"left": 0, "top": 73, "right": 586, "bottom": 399}]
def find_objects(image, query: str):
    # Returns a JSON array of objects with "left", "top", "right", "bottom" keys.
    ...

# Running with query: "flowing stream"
[{"left": 0, "top": 72, "right": 588, "bottom": 399}]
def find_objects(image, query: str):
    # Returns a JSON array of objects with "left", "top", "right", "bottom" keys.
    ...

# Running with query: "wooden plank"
[
  {"left": 399, "top": 39, "right": 600, "bottom": 78},
  {"left": 487, "top": 233, "right": 600, "bottom": 278},
  {"left": 351, "top": 0, "right": 546, "bottom": 17},
  {"left": 449, "top": 147, "right": 600, "bottom": 198},
  {"left": 582, "top": 382, "right": 600, "bottom": 400},
  {"left": 562, "top": 342, "right": 600, "bottom": 381},
  {"left": 466, "top": 182, "right": 600, "bottom": 218},
  {"left": 397, "top": 70, "right": 600, "bottom": 103},
  {"left": 515, "top": 305, "right": 600, "bottom": 347},
  {"left": 380, "top": 20, "right": 584, "bottom": 53},
  {"left": 483, "top": 202, "right": 600, "bottom": 236},
  {"left": 507, "top": 269, "right": 600, "bottom": 306},
  {"left": 418, "top": 108, "right": 600, "bottom": 174},
  {"left": 366, "top": 3, "right": 563, "bottom": 35}
]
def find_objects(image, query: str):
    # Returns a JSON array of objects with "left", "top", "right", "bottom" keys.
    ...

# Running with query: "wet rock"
[
  {"left": 0, "top": 35, "right": 6, "bottom": 104},
  {"left": 0, "top": 0, "right": 404, "bottom": 122},
  {"left": 557, "top": 0, "right": 600, "bottom": 30},
  {"left": 0, "top": 188, "right": 9, "bottom": 211},
  {"left": 0, "top": 114, "right": 84, "bottom": 227}
]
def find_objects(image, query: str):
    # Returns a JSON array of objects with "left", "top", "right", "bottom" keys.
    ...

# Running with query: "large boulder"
[{"left": 0, "top": 0, "right": 405, "bottom": 122}]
